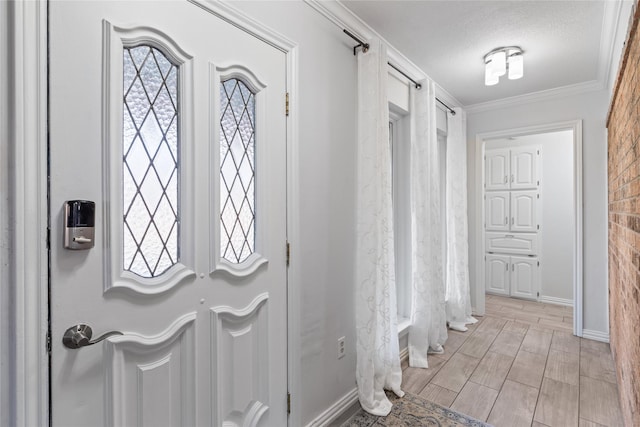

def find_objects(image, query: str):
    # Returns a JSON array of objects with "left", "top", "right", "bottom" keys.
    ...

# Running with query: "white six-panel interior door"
[{"left": 49, "top": 1, "right": 288, "bottom": 425}]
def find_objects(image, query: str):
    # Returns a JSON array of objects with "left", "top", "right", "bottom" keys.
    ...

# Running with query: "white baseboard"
[
  {"left": 305, "top": 387, "right": 359, "bottom": 427},
  {"left": 582, "top": 329, "right": 610, "bottom": 343},
  {"left": 305, "top": 349, "right": 410, "bottom": 426},
  {"left": 304, "top": 346, "right": 411, "bottom": 427},
  {"left": 538, "top": 295, "right": 574, "bottom": 307}
]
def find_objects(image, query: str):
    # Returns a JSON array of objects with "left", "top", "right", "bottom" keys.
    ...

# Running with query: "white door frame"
[
  {"left": 2, "top": 1, "right": 49, "bottom": 426},
  {"left": 2, "top": 1, "right": 302, "bottom": 425},
  {"left": 475, "top": 120, "right": 584, "bottom": 337}
]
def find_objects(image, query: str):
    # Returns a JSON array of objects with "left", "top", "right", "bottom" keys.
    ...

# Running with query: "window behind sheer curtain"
[
  {"left": 390, "top": 112, "right": 449, "bottom": 323},
  {"left": 438, "top": 132, "right": 448, "bottom": 279},
  {"left": 389, "top": 113, "right": 410, "bottom": 321}
]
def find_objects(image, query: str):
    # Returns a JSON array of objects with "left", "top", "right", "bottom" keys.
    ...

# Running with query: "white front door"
[{"left": 49, "top": 2, "right": 288, "bottom": 426}]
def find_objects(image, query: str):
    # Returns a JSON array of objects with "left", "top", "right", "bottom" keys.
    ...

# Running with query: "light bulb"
[
  {"left": 492, "top": 51, "right": 506, "bottom": 77},
  {"left": 485, "top": 55, "right": 499, "bottom": 86},
  {"left": 485, "top": 64, "right": 499, "bottom": 85},
  {"left": 508, "top": 52, "right": 523, "bottom": 80}
]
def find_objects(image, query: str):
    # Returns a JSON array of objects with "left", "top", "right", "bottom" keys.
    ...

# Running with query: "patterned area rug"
[{"left": 341, "top": 392, "right": 493, "bottom": 427}]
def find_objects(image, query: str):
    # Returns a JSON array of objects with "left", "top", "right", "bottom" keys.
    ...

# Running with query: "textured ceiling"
[{"left": 341, "top": 1, "right": 608, "bottom": 106}]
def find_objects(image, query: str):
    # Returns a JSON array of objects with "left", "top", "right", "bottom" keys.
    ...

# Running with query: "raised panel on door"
[
  {"left": 510, "top": 256, "right": 539, "bottom": 300},
  {"left": 485, "top": 254, "right": 510, "bottom": 296},
  {"left": 511, "top": 146, "right": 540, "bottom": 190},
  {"left": 485, "top": 232, "right": 538, "bottom": 255},
  {"left": 511, "top": 190, "right": 538, "bottom": 232},
  {"left": 105, "top": 314, "right": 196, "bottom": 426},
  {"left": 210, "top": 294, "right": 270, "bottom": 426},
  {"left": 485, "top": 191, "right": 510, "bottom": 231},
  {"left": 485, "top": 148, "right": 510, "bottom": 190},
  {"left": 49, "top": 2, "right": 288, "bottom": 426}
]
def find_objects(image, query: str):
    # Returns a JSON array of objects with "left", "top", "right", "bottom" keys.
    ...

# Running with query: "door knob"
[{"left": 62, "top": 324, "right": 123, "bottom": 349}]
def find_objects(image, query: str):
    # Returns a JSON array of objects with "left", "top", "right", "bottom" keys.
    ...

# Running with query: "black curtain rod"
[
  {"left": 343, "top": 29, "right": 369, "bottom": 56},
  {"left": 437, "top": 98, "right": 456, "bottom": 116},
  {"left": 343, "top": 29, "right": 456, "bottom": 116},
  {"left": 387, "top": 62, "right": 422, "bottom": 89},
  {"left": 388, "top": 62, "right": 456, "bottom": 116}
]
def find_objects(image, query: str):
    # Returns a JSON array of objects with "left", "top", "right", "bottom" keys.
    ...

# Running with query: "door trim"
[
  {"left": 6, "top": 0, "right": 301, "bottom": 425},
  {"left": 2, "top": 1, "right": 49, "bottom": 426},
  {"left": 475, "top": 120, "right": 584, "bottom": 337}
]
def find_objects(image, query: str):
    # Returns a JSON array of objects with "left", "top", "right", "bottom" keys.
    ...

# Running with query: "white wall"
[
  {"left": 468, "top": 89, "right": 610, "bottom": 335},
  {"left": 228, "top": 6, "right": 454, "bottom": 422},
  {"left": 486, "top": 131, "right": 574, "bottom": 302},
  {"left": 227, "top": 2, "right": 358, "bottom": 424},
  {"left": 0, "top": 2, "right": 9, "bottom": 425}
]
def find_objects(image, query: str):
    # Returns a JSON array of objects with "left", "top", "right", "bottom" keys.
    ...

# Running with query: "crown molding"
[
  {"left": 304, "top": 0, "right": 373, "bottom": 42},
  {"left": 304, "top": 0, "right": 463, "bottom": 109},
  {"left": 464, "top": 80, "right": 605, "bottom": 114},
  {"left": 608, "top": 1, "right": 637, "bottom": 95},
  {"left": 599, "top": 0, "right": 624, "bottom": 86},
  {"left": 607, "top": 1, "right": 638, "bottom": 124}
]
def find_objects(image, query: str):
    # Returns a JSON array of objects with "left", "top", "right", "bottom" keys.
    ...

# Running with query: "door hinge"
[
  {"left": 46, "top": 330, "right": 52, "bottom": 354},
  {"left": 286, "top": 241, "right": 291, "bottom": 266},
  {"left": 537, "top": 291, "right": 540, "bottom": 297},
  {"left": 537, "top": 224, "right": 540, "bottom": 230},
  {"left": 287, "top": 392, "right": 291, "bottom": 415},
  {"left": 537, "top": 261, "right": 540, "bottom": 267},
  {"left": 537, "top": 193, "right": 540, "bottom": 199},
  {"left": 285, "top": 92, "right": 290, "bottom": 116}
]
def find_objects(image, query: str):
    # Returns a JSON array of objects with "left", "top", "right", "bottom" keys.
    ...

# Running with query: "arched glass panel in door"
[
  {"left": 122, "top": 45, "right": 179, "bottom": 278},
  {"left": 219, "top": 78, "right": 256, "bottom": 264}
]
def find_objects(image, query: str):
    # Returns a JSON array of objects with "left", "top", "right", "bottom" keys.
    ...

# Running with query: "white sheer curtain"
[
  {"left": 445, "top": 108, "right": 477, "bottom": 331},
  {"left": 355, "top": 37, "right": 404, "bottom": 416},
  {"left": 407, "top": 81, "right": 448, "bottom": 368}
]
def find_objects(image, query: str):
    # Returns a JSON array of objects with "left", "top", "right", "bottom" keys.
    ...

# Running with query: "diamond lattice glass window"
[
  {"left": 220, "top": 78, "right": 256, "bottom": 263},
  {"left": 123, "top": 45, "right": 179, "bottom": 278}
]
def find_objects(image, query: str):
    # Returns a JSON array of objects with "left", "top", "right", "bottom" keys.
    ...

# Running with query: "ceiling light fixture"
[{"left": 484, "top": 46, "right": 524, "bottom": 86}]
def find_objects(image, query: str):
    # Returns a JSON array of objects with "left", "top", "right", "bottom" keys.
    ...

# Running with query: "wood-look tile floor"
[{"left": 401, "top": 295, "right": 624, "bottom": 427}]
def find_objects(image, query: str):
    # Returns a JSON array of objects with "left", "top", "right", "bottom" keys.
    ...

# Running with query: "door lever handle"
[{"left": 62, "top": 324, "right": 123, "bottom": 349}]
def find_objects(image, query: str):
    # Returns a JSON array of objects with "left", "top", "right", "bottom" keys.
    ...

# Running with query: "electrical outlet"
[{"left": 337, "top": 336, "right": 346, "bottom": 359}]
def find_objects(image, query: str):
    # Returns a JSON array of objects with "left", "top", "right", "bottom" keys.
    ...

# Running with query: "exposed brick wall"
[{"left": 608, "top": 5, "right": 640, "bottom": 426}]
